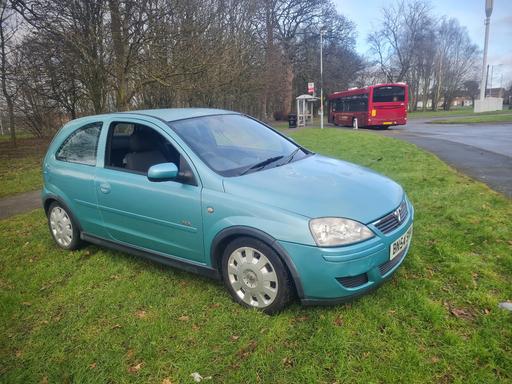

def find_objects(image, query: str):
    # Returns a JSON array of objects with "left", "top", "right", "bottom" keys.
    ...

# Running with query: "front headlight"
[{"left": 309, "top": 217, "right": 374, "bottom": 247}]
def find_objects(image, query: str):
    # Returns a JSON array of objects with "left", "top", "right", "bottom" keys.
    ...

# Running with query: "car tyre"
[
  {"left": 221, "top": 237, "right": 293, "bottom": 314},
  {"left": 47, "top": 201, "right": 82, "bottom": 250}
]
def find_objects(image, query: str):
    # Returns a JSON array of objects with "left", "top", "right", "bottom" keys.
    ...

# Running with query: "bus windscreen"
[{"left": 373, "top": 86, "right": 405, "bottom": 102}]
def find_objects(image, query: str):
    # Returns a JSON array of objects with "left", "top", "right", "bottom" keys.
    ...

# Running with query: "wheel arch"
[
  {"left": 210, "top": 226, "right": 305, "bottom": 299},
  {"left": 43, "top": 194, "right": 84, "bottom": 233}
]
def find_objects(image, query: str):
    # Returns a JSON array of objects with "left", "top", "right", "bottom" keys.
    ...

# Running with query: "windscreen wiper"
[
  {"left": 280, "top": 148, "right": 302, "bottom": 166},
  {"left": 240, "top": 155, "right": 284, "bottom": 175}
]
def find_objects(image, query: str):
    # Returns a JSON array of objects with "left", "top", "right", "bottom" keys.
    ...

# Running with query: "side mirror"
[{"left": 147, "top": 162, "right": 178, "bottom": 182}]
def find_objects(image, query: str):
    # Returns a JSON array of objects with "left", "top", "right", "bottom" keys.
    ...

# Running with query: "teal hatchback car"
[{"left": 43, "top": 109, "right": 414, "bottom": 313}]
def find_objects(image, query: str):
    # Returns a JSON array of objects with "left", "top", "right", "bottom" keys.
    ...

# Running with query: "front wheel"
[
  {"left": 47, "top": 202, "right": 82, "bottom": 250},
  {"left": 221, "top": 237, "right": 293, "bottom": 314}
]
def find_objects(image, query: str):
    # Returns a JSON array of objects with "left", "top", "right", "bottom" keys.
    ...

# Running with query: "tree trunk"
[
  {"left": 263, "top": 0, "right": 275, "bottom": 120},
  {"left": 282, "top": 59, "right": 294, "bottom": 116},
  {"left": 0, "top": 7, "right": 15, "bottom": 146},
  {"left": 7, "top": 99, "right": 15, "bottom": 145},
  {"left": 413, "top": 82, "right": 420, "bottom": 111},
  {"left": 109, "top": 0, "right": 129, "bottom": 111},
  {"left": 421, "top": 77, "right": 430, "bottom": 112}
]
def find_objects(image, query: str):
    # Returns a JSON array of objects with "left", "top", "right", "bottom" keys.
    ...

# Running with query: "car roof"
[{"left": 120, "top": 108, "right": 237, "bottom": 122}]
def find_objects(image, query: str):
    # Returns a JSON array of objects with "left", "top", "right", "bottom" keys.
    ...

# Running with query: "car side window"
[
  {"left": 105, "top": 122, "right": 197, "bottom": 185},
  {"left": 56, "top": 122, "right": 102, "bottom": 166}
]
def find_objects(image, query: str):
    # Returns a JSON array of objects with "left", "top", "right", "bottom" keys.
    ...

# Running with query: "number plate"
[
  {"left": 389, "top": 225, "right": 413, "bottom": 260},
  {"left": 383, "top": 122, "right": 392, "bottom": 125}
]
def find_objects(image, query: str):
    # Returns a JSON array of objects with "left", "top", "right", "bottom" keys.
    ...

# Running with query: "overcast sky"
[{"left": 334, "top": 0, "right": 512, "bottom": 87}]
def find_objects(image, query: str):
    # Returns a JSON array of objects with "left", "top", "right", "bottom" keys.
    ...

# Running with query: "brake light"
[{"left": 371, "top": 109, "right": 377, "bottom": 117}]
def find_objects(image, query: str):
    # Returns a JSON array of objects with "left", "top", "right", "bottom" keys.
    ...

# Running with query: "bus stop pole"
[{"left": 320, "top": 27, "right": 325, "bottom": 129}]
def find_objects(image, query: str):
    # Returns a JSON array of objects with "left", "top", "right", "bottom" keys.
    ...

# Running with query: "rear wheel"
[
  {"left": 221, "top": 237, "right": 292, "bottom": 314},
  {"left": 47, "top": 202, "right": 82, "bottom": 250}
]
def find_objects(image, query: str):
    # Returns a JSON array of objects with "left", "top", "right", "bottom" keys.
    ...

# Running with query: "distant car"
[{"left": 42, "top": 109, "right": 414, "bottom": 313}]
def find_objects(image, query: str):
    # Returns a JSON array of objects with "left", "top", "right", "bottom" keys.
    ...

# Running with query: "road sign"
[{"left": 307, "top": 82, "right": 315, "bottom": 94}]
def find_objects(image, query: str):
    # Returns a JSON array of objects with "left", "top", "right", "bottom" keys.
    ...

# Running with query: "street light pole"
[
  {"left": 479, "top": 0, "right": 493, "bottom": 101},
  {"left": 320, "top": 27, "right": 325, "bottom": 129}
]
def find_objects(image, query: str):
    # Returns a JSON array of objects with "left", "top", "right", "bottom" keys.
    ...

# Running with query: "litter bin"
[{"left": 288, "top": 113, "right": 297, "bottom": 128}]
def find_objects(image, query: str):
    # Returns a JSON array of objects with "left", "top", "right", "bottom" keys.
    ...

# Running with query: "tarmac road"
[
  {"left": 377, "top": 118, "right": 512, "bottom": 197},
  {"left": 0, "top": 190, "right": 41, "bottom": 220}
]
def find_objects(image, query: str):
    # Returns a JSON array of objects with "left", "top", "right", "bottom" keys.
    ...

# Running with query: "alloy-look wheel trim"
[
  {"left": 227, "top": 246, "right": 278, "bottom": 308},
  {"left": 49, "top": 206, "right": 73, "bottom": 247}
]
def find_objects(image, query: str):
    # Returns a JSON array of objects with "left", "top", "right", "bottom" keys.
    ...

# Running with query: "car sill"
[{"left": 80, "top": 232, "right": 220, "bottom": 280}]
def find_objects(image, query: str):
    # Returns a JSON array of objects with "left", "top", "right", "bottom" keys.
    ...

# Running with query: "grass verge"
[
  {"left": 1, "top": 129, "right": 511, "bottom": 383},
  {"left": 0, "top": 137, "right": 49, "bottom": 198},
  {"left": 408, "top": 107, "right": 512, "bottom": 119},
  {"left": 431, "top": 113, "right": 512, "bottom": 124},
  {"left": 0, "top": 133, "right": 36, "bottom": 142}
]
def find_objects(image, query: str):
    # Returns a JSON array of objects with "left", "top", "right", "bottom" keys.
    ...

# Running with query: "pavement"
[
  {"left": 375, "top": 118, "right": 512, "bottom": 197},
  {"left": 0, "top": 190, "right": 41, "bottom": 220}
]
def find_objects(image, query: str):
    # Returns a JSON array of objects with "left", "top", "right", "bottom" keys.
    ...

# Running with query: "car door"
[
  {"left": 94, "top": 118, "right": 205, "bottom": 263},
  {"left": 46, "top": 120, "right": 106, "bottom": 236}
]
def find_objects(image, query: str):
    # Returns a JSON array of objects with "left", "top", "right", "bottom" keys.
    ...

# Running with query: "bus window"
[
  {"left": 343, "top": 95, "right": 367, "bottom": 112},
  {"left": 373, "top": 86, "right": 405, "bottom": 102}
]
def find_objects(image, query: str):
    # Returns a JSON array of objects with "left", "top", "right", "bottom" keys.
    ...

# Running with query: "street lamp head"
[{"left": 485, "top": 0, "right": 493, "bottom": 18}]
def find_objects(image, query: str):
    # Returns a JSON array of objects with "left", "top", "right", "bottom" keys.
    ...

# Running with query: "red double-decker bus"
[{"left": 327, "top": 83, "right": 408, "bottom": 129}]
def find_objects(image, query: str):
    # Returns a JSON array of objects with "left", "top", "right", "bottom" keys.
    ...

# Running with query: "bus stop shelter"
[{"left": 296, "top": 94, "right": 318, "bottom": 127}]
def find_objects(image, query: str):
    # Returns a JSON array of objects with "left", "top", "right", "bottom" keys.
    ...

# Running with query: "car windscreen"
[
  {"left": 372, "top": 86, "right": 405, "bottom": 103},
  {"left": 169, "top": 114, "right": 306, "bottom": 177}
]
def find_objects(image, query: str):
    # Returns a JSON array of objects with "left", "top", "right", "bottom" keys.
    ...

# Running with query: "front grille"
[
  {"left": 379, "top": 248, "right": 407, "bottom": 276},
  {"left": 374, "top": 200, "right": 408, "bottom": 234},
  {"left": 337, "top": 273, "right": 369, "bottom": 288}
]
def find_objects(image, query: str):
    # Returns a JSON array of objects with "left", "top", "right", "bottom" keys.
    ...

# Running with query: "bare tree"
[
  {"left": 0, "top": 1, "right": 18, "bottom": 145},
  {"left": 7, "top": 0, "right": 363, "bottom": 127},
  {"left": 463, "top": 79, "right": 479, "bottom": 108},
  {"left": 433, "top": 18, "right": 479, "bottom": 110},
  {"left": 368, "top": 1, "right": 433, "bottom": 82},
  {"left": 369, "top": 0, "right": 479, "bottom": 111},
  {"left": 368, "top": 0, "right": 436, "bottom": 110},
  {"left": 255, "top": 0, "right": 330, "bottom": 117}
]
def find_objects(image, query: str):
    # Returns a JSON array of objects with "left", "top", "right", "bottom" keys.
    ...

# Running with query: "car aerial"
[{"left": 42, "top": 108, "right": 414, "bottom": 314}]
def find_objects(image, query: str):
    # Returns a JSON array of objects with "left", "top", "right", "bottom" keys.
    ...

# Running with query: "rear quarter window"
[{"left": 56, "top": 122, "right": 102, "bottom": 166}]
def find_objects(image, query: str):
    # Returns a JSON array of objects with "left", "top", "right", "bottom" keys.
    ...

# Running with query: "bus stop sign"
[{"left": 307, "top": 82, "right": 315, "bottom": 94}]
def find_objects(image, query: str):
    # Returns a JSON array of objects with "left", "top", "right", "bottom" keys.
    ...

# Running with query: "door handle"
[{"left": 99, "top": 182, "right": 111, "bottom": 194}]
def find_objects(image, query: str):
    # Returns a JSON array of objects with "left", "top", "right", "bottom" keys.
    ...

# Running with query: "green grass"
[
  {"left": 271, "top": 107, "right": 512, "bottom": 127},
  {"left": 0, "top": 137, "right": 48, "bottom": 198},
  {"left": 270, "top": 117, "right": 321, "bottom": 130},
  {"left": 0, "top": 133, "right": 36, "bottom": 142},
  {"left": 409, "top": 107, "right": 512, "bottom": 119},
  {"left": 431, "top": 113, "right": 512, "bottom": 124},
  {"left": 408, "top": 106, "right": 473, "bottom": 119},
  {"left": 1, "top": 129, "right": 511, "bottom": 383}
]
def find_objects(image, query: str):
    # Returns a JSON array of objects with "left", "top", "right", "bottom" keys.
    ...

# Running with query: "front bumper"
[{"left": 279, "top": 199, "right": 414, "bottom": 304}]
